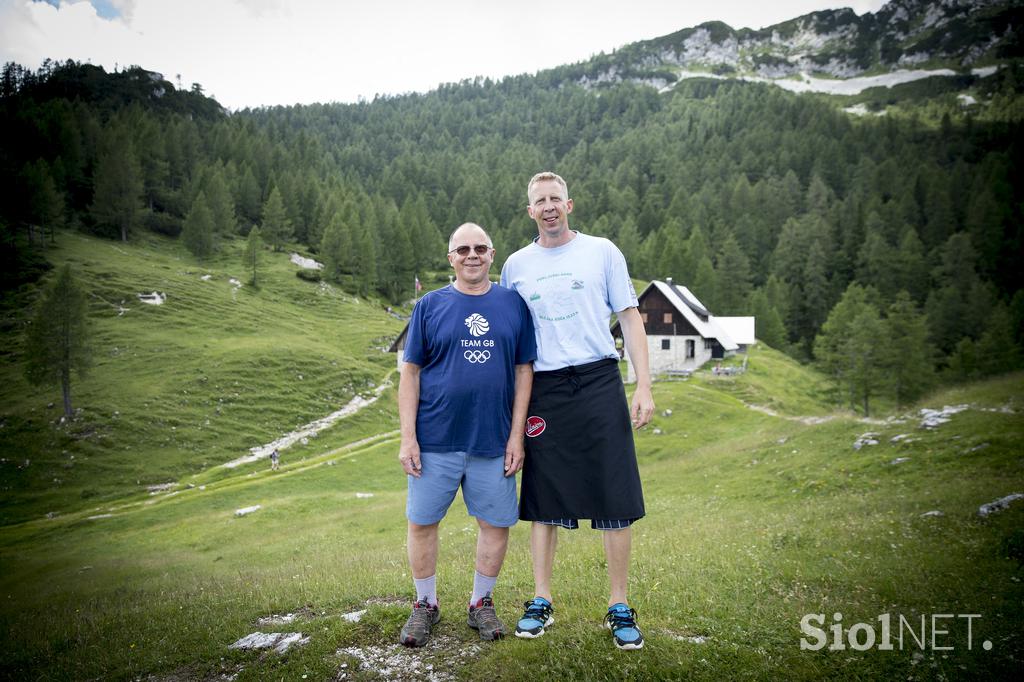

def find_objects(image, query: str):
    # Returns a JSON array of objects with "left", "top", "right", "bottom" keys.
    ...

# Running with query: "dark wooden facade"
[{"left": 636, "top": 286, "right": 699, "bottom": 336}]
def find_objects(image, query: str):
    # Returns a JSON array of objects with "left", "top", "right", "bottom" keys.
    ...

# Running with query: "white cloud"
[{"left": 0, "top": 0, "right": 889, "bottom": 109}]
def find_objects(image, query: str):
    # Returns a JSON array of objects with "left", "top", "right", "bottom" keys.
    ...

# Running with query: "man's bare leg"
[
  {"left": 475, "top": 518, "right": 509, "bottom": 577},
  {"left": 530, "top": 521, "right": 558, "bottom": 601},
  {"left": 469, "top": 518, "right": 511, "bottom": 639},
  {"left": 407, "top": 521, "right": 439, "bottom": 579},
  {"left": 603, "top": 526, "right": 631, "bottom": 606}
]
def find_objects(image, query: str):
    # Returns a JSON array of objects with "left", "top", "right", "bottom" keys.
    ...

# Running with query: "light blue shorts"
[{"left": 406, "top": 451, "right": 518, "bottom": 528}]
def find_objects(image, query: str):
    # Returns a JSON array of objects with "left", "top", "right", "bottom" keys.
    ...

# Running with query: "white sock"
[
  {"left": 470, "top": 570, "right": 498, "bottom": 606},
  {"left": 414, "top": 575, "right": 437, "bottom": 606}
]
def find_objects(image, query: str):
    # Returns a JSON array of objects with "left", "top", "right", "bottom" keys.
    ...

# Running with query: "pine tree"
[
  {"left": 90, "top": 128, "right": 143, "bottom": 242},
  {"left": 892, "top": 227, "right": 929, "bottom": 303},
  {"left": 242, "top": 226, "right": 263, "bottom": 285},
  {"left": 714, "top": 232, "right": 751, "bottom": 315},
  {"left": 814, "top": 283, "right": 878, "bottom": 410},
  {"left": 920, "top": 168, "right": 956, "bottom": 249},
  {"left": 847, "top": 306, "right": 884, "bottom": 416},
  {"left": 236, "top": 166, "right": 262, "bottom": 230},
  {"left": 182, "top": 191, "right": 216, "bottom": 259},
  {"left": 945, "top": 338, "right": 978, "bottom": 381},
  {"left": 24, "top": 264, "right": 90, "bottom": 419},
  {"left": 770, "top": 217, "right": 806, "bottom": 286},
  {"left": 260, "top": 186, "right": 292, "bottom": 251},
  {"left": 749, "top": 288, "right": 787, "bottom": 350},
  {"left": 764, "top": 275, "right": 792, "bottom": 329},
  {"left": 975, "top": 303, "right": 1022, "bottom": 376},
  {"left": 805, "top": 173, "right": 832, "bottom": 218},
  {"left": 881, "top": 292, "right": 935, "bottom": 406},
  {"left": 589, "top": 214, "right": 612, "bottom": 239},
  {"left": 799, "top": 239, "right": 831, "bottom": 348},
  {"left": 319, "top": 212, "right": 349, "bottom": 283},
  {"left": 856, "top": 227, "right": 898, "bottom": 299},
  {"left": 26, "top": 160, "right": 64, "bottom": 245},
  {"left": 204, "top": 167, "right": 237, "bottom": 235},
  {"left": 655, "top": 223, "right": 686, "bottom": 283},
  {"left": 377, "top": 198, "right": 413, "bottom": 301},
  {"left": 681, "top": 223, "right": 710, "bottom": 283},
  {"left": 692, "top": 256, "right": 717, "bottom": 311},
  {"left": 637, "top": 226, "right": 667, "bottom": 280},
  {"left": 1010, "top": 290, "right": 1024, "bottom": 348},
  {"left": 616, "top": 216, "right": 642, "bottom": 274},
  {"left": 925, "top": 232, "right": 992, "bottom": 354},
  {"left": 403, "top": 194, "right": 444, "bottom": 272},
  {"left": 964, "top": 186, "right": 1006, "bottom": 279}
]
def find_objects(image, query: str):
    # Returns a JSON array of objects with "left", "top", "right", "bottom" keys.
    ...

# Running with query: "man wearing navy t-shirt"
[{"left": 397, "top": 223, "right": 536, "bottom": 647}]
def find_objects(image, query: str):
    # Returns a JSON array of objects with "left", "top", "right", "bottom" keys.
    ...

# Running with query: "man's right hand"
[{"left": 398, "top": 440, "right": 422, "bottom": 478}]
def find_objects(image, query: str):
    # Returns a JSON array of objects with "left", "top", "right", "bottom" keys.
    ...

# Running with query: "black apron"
[{"left": 519, "top": 359, "right": 645, "bottom": 522}]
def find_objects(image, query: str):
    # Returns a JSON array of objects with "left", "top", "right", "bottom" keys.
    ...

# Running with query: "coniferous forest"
[{"left": 2, "top": 58, "right": 1023, "bottom": 411}]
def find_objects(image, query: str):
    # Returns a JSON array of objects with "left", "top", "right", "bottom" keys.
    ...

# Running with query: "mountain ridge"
[{"left": 555, "top": 0, "right": 1021, "bottom": 94}]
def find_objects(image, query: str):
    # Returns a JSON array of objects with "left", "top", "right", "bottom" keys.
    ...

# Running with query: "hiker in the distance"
[
  {"left": 397, "top": 222, "right": 536, "bottom": 647},
  {"left": 270, "top": 448, "right": 280, "bottom": 471},
  {"left": 500, "top": 171, "right": 654, "bottom": 650}
]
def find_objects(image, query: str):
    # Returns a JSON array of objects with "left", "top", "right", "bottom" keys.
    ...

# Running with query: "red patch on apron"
[{"left": 525, "top": 416, "right": 546, "bottom": 438}]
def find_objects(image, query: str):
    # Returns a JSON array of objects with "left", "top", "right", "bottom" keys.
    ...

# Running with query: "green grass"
[
  {"left": 0, "top": 230, "right": 404, "bottom": 525},
  {"left": 1, "top": 233, "right": 1022, "bottom": 679}
]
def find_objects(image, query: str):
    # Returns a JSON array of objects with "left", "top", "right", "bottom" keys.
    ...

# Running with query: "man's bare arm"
[
  {"left": 504, "top": 362, "right": 533, "bottom": 476},
  {"left": 617, "top": 306, "right": 655, "bottom": 428},
  {"left": 397, "top": 361, "right": 423, "bottom": 477}
]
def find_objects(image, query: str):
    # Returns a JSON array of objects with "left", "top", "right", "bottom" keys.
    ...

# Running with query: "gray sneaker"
[
  {"left": 399, "top": 598, "right": 440, "bottom": 647},
  {"left": 467, "top": 595, "right": 506, "bottom": 640}
]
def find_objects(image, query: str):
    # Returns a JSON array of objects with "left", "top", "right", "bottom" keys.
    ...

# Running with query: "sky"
[{"left": 1, "top": 0, "right": 888, "bottom": 110}]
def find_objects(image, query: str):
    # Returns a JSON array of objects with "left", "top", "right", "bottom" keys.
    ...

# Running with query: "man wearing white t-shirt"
[{"left": 500, "top": 172, "right": 654, "bottom": 650}]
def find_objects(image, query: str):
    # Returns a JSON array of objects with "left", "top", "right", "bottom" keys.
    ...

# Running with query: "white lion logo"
[{"left": 465, "top": 313, "right": 489, "bottom": 337}]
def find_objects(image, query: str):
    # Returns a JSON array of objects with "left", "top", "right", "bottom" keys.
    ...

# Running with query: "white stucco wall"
[{"left": 624, "top": 334, "right": 711, "bottom": 382}]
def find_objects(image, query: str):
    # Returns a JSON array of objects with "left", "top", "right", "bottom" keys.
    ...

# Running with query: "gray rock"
[
  {"left": 919, "top": 404, "right": 968, "bottom": 429},
  {"left": 978, "top": 493, "right": 1024, "bottom": 517},
  {"left": 341, "top": 609, "right": 366, "bottom": 623},
  {"left": 853, "top": 433, "right": 880, "bottom": 450},
  {"left": 228, "top": 632, "right": 309, "bottom": 654}
]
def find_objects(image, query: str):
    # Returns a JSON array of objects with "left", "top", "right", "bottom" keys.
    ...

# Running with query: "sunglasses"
[{"left": 448, "top": 244, "right": 492, "bottom": 256}]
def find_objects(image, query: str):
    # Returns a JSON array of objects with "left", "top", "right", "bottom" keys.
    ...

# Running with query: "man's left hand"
[
  {"left": 504, "top": 439, "right": 525, "bottom": 477},
  {"left": 630, "top": 385, "right": 655, "bottom": 429}
]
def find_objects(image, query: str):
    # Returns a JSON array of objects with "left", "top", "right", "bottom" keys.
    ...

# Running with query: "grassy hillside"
[
  {"left": 1, "top": 306, "right": 1020, "bottom": 680},
  {"left": 0, "top": 231, "right": 404, "bottom": 525}
]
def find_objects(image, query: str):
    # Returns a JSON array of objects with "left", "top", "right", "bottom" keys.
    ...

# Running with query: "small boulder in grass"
[
  {"left": 229, "top": 632, "right": 309, "bottom": 654},
  {"left": 853, "top": 433, "right": 880, "bottom": 450},
  {"left": 342, "top": 609, "right": 366, "bottom": 623},
  {"left": 235, "top": 505, "right": 261, "bottom": 517},
  {"left": 977, "top": 493, "right": 1024, "bottom": 518}
]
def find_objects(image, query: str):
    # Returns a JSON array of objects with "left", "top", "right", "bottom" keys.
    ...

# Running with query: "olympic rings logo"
[{"left": 464, "top": 350, "right": 491, "bottom": 363}]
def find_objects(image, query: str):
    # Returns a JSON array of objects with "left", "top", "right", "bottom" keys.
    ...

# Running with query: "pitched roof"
[{"left": 613, "top": 280, "right": 739, "bottom": 351}]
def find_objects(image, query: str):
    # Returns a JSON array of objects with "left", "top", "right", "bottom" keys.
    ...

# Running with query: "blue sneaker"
[
  {"left": 515, "top": 597, "right": 554, "bottom": 638},
  {"left": 605, "top": 603, "right": 644, "bottom": 650}
]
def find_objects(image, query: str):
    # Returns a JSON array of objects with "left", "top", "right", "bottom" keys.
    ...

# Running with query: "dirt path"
[{"left": 222, "top": 375, "right": 394, "bottom": 469}]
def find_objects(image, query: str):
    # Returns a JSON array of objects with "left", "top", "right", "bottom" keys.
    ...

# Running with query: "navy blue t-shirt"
[{"left": 403, "top": 284, "right": 536, "bottom": 457}]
